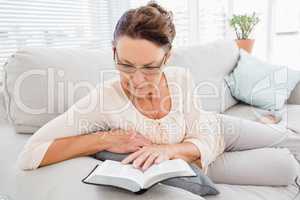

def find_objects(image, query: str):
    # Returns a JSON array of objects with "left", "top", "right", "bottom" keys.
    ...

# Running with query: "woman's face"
[{"left": 114, "top": 36, "right": 169, "bottom": 98}]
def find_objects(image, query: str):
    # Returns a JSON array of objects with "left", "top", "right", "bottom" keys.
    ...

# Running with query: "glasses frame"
[{"left": 113, "top": 48, "right": 168, "bottom": 75}]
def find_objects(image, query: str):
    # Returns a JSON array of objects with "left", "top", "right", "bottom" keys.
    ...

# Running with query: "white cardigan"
[{"left": 17, "top": 66, "right": 225, "bottom": 173}]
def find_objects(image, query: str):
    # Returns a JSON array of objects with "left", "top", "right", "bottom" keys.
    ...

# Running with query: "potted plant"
[{"left": 230, "top": 12, "right": 260, "bottom": 53}]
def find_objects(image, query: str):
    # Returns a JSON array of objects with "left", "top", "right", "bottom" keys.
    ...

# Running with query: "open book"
[{"left": 82, "top": 159, "right": 196, "bottom": 193}]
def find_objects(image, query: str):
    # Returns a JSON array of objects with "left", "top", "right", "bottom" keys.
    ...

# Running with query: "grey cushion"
[
  {"left": 224, "top": 49, "right": 300, "bottom": 111},
  {"left": 94, "top": 151, "right": 220, "bottom": 196}
]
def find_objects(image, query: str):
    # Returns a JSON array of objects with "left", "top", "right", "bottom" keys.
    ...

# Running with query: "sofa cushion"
[
  {"left": 225, "top": 49, "right": 300, "bottom": 111},
  {"left": 3, "top": 48, "right": 115, "bottom": 134},
  {"left": 169, "top": 40, "right": 239, "bottom": 113}
]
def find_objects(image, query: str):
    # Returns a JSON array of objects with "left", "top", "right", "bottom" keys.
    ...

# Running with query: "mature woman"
[{"left": 18, "top": 2, "right": 299, "bottom": 186}]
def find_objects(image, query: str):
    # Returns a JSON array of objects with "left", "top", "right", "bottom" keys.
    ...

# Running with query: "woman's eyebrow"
[
  {"left": 122, "top": 58, "right": 134, "bottom": 65},
  {"left": 143, "top": 61, "right": 157, "bottom": 66},
  {"left": 121, "top": 58, "right": 157, "bottom": 66}
]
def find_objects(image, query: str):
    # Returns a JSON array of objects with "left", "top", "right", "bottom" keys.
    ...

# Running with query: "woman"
[{"left": 18, "top": 2, "right": 299, "bottom": 186}]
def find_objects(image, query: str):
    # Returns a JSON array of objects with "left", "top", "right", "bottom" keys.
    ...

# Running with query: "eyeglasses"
[{"left": 113, "top": 48, "right": 167, "bottom": 75}]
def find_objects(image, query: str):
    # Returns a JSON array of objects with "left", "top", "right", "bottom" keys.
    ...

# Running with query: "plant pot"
[{"left": 235, "top": 39, "right": 255, "bottom": 53}]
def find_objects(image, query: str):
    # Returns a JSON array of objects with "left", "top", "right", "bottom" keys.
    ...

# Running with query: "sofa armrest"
[{"left": 288, "top": 82, "right": 300, "bottom": 105}]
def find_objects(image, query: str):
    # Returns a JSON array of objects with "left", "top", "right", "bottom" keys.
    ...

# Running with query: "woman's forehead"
[{"left": 116, "top": 36, "right": 165, "bottom": 64}]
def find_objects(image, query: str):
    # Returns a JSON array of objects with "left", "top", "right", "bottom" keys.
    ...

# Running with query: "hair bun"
[
  {"left": 146, "top": 1, "right": 168, "bottom": 15},
  {"left": 113, "top": 1, "right": 176, "bottom": 50}
]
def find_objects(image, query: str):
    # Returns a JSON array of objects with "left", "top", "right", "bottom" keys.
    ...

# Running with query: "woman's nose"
[{"left": 131, "top": 70, "right": 146, "bottom": 86}]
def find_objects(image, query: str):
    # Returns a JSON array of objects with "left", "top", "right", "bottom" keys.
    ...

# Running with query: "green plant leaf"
[{"left": 229, "top": 12, "right": 260, "bottom": 39}]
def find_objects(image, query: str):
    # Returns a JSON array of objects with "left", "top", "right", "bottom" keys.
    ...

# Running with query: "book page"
[
  {"left": 143, "top": 159, "right": 196, "bottom": 188},
  {"left": 144, "top": 159, "right": 192, "bottom": 177},
  {"left": 86, "top": 159, "right": 195, "bottom": 190},
  {"left": 93, "top": 160, "right": 145, "bottom": 187}
]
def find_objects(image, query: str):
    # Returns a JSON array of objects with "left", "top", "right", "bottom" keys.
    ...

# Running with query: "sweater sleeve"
[
  {"left": 17, "top": 84, "right": 111, "bottom": 170},
  {"left": 181, "top": 68, "right": 225, "bottom": 174}
]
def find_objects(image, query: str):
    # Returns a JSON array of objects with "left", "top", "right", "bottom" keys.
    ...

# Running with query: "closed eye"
[
  {"left": 117, "top": 63, "right": 134, "bottom": 68},
  {"left": 143, "top": 66, "right": 160, "bottom": 70}
]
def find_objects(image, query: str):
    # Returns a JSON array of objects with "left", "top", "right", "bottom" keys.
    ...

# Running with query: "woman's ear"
[{"left": 112, "top": 47, "right": 116, "bottom": 61}]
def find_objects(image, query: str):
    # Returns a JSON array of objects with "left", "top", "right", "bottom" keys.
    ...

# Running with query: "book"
[{"left": 82, "top": 159, "right": 196, "bottom": 193}]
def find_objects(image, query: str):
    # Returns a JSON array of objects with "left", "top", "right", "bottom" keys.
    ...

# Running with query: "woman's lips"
[{"left": 134, "top": 86, "right": 144, "bottom": 90}]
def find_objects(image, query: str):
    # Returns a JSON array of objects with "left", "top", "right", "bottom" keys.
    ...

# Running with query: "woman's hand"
[
  {"left": 98, "top": 128, "right": 152, "bottom": 154},
  {"left": 121, "top": 142, "right": 202, "bottom": 171},
  {"left": 121, "top": 144, "right": 174, "bottom": 171}
]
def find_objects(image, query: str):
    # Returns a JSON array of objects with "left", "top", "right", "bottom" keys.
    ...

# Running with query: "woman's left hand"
[{"left": 121, "top": 144, "right": 174, "bottom": 171}]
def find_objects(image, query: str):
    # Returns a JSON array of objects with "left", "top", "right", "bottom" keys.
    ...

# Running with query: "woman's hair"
[{"left": 112, "top": 1, "right": 176, "bottom": 50}]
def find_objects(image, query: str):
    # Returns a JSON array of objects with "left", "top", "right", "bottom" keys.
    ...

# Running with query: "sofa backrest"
[
  {"left": 2, "top": 48, "right": 114, "bottom": 133},
  {"left": 169, "top": 39, "right": 240, "bottom": 112},
  {"left": 2, "top": 40, "right": 240, "bottom": 134}
]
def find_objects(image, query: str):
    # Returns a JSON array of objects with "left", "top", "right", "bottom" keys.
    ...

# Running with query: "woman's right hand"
[{"left": 98, "top": 128, "right": 152, "bottom": 154}]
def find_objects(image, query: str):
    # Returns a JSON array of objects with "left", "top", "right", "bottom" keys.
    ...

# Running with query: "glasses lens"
[
  {"left": 114, "top": 51, "right": 166, "bottom": 75},
  {"left": 117, "top": 64, "right": 136, "bottom": 73},
  {"left": 140, "top": 67, "right": 161, "bottom": 75}
]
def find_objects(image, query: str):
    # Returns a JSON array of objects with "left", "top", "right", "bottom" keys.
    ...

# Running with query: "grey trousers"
[{"left": 207, "top": 114, "right": 300, "bottom": 186}]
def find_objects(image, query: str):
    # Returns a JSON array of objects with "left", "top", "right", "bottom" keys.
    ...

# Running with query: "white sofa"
[{"left": 0, "top": 40, "right": 300, "bottom": 200}]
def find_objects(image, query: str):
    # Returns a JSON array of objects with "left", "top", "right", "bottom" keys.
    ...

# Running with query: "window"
[
  {"left": 130, "top": 0, "right": 227, "bottom": 46},
  {"left": 197, "top": 0, "right": 227, "bottom": 44},
  {"left": 0, "top": 0, "right": 228, "bottom": 67},
  {"left": 0, "top": 0, "right": 113, "bottom": 66},
  {"left": 272, "top": 0, "right": 300, "bottom": 70},
  {"left": 231, "top": 0, "right": 300, "bottom": 70}
]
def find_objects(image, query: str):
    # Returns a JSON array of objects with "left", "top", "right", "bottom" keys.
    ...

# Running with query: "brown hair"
[{"left": 112, "top": 1, "right": 176, "bottom": 50}]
